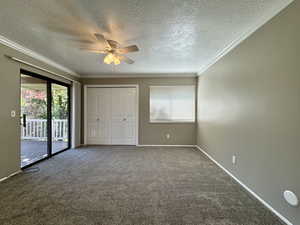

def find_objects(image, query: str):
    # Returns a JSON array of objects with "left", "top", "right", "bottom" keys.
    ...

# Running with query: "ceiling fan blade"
[
  {"left": 118, "top": 55, "right": 134, "bottom": 64},
  {"left": 94, "top": 33, "right": 108, "bottom": 45},
  {"left": 117, "top": 45, "right": 139, "bottom": 54},
  {"left": 80, "top": 48, "right": 106, "bottom": 54},
  {"left": 70, "top": 39, "right": 94, "bottom": 44},
  {"left": 107, "top": 39, "right": 120, "bottom": 49},
  {"left": 46, "top": 24, "right": 82, "bottom": 37}
]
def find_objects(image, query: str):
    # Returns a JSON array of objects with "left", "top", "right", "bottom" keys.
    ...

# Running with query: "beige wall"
[
  {"left": 197, "top": 1, "right": 300, "bottom": 224},
  {"left": 0, "top": 43, "right": 79, "bottom": 180},
  {"left": 81, "top": 77, "right": 197, "bottom": 145},
  {"left": 72, "top": 82, "right": 82, "bottom": 148}
]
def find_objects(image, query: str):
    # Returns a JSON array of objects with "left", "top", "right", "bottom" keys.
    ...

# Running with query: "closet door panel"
[
  {"left": 87, "top": 88, "right": 99, "bottom": 143},
  {"left": 111, "top": 88, "right": 136, "bottom": 145},
  {"left": 87, "top": 88, "right": 111, "bottom": 144},
  {"left": 124, "top": 88, "right": 136, "bottom": 145},
  {"left": 111, "top": 88, "right": 127, "bottom": 144},
  {"left": 97, "top": 88, "right": 112, "bottom": 144}
]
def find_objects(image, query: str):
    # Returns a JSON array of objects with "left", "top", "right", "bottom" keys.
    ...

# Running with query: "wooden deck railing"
[{"left": 21, "top": 119, "right": 68, "bottom": 141}]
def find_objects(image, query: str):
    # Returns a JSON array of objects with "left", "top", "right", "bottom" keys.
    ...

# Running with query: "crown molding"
[
  {"left": 1, "top": 0, "right": 293, "bottom": 78},
  {"left": 81, "top": 73, "right": 197, "bottom": 79},
  {"left": 197, "top": 0, "right": 294, "bottom": 76},
  {"left": 0, "top": 34, "right": 80, "bottom": 77}
]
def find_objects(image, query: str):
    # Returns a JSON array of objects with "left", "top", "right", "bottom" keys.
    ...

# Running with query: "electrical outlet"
[
  {"left": 11, "top": 110, "right": 16, "bottom": 118},
  {"left": 166, "top": 133, "right": 171, "bottom": 139},
  {"left": 232, "top": 155, "right": 237, "bottom": 165}
]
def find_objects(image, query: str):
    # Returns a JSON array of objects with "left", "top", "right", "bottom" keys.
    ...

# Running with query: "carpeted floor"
[{"left": 0, "top": 146, "right": 284, "bottom": 225}]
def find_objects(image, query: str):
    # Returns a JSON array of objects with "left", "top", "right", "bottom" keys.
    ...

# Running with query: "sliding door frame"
[
  {"left": 20, "top": 69, "right": 71, "bottom": 169},
  {"left": 51, "top": 81, "right": 71, "bottom": 156}
]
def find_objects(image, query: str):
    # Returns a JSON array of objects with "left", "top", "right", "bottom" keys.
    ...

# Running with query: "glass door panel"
[
  {"left": 51, "top": 84, "right": 69, "bottom": 154},
  {"left": 20, "top": 74, "right": 48, "bottom": 167}
]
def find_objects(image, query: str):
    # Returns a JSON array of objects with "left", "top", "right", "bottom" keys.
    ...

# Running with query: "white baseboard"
[
  {"left": 137, "top": 144, "right": 196, "bottom": 147},
  {"left": 0, "top": 170, "right": 22, "bottom": 183},
  {"left": 80, "top": 144, "right": 196, "bottom": 148},
  {"left": 194, "top": 145, "right": 293, "bottom": 225},
  {"left": 73, "top": 144, "right": 85, "bottom": 148}
]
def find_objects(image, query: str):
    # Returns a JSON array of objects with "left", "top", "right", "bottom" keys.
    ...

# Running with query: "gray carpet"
[{"left": 0, "top": 146, "right": 284, "bottom": 225}]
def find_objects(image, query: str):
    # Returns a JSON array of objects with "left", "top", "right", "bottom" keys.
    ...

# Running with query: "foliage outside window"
[{"left": 21, "top": 85, "right": 68, "bottom": 119}]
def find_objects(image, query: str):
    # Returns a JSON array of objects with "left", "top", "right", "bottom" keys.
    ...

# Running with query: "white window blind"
[{"left": 149, "top": 86, "right": 195, "bottom": 123}]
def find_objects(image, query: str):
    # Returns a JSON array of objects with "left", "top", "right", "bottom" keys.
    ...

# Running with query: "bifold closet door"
[
  {"left": 86, "top": 87, "right": 137, "bottom": 145},
  {"left": 87, "top": 88, "right": 112, "bottom": 144},
  {"left": 111, "top": 88, "right": 136, "bottom": 145}
]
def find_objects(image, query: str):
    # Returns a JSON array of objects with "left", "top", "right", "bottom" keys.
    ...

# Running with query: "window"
[{"left": 150, "top": 86, "right": 195, "bottom": 123}]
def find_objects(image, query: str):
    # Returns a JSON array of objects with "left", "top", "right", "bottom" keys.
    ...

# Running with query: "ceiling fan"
[{"left": 82, "top": 33, "right": 139, "bottom": 65}]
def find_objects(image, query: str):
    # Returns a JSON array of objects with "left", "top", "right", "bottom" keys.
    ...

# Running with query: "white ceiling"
[{"left": 0, "top": 0, "right": 292, "bottom": 77}]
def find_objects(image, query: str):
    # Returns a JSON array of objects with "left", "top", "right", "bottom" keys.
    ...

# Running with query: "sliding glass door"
[
  {"left": 20, "top": 74, "right": 49, "bottom": 167},
  {"left": 52, "top": 83, "right": 70, "bottom": 154},
  {"left": 20, "top": 70, "right": 71, "bottom": 168}
]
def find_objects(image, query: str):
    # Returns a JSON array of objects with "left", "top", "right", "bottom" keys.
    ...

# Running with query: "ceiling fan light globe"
[
  {"left": 114, "top": 58, "right": 121, "bottom": 65},
  {"left": 104, "top": 53, "right": 114, "bottom": 64}
]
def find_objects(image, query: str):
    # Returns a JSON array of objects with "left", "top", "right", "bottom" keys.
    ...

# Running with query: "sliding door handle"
[{"left": 22, "top": 114, "right": 26, "bottom": 128}]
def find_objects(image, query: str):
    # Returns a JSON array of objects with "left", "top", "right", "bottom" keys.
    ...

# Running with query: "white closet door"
[
  {"left": 111, "top": 88, "right": 136, "bottom": 145},
  {"left": 87, "top": 88, "right": 111, "bottom": 144}
]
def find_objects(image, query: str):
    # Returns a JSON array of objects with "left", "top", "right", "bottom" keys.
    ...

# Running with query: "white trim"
[
  {"left": 0, "top": 170, "right": 22, "bottom": 183},
  {"left": 84, "top": 84, "right": 139, "bottom": 146},
  {"left": 197, "top": 0, "right": 294, "bottom": 76},
  {"left": 84, "top": 84, "right": 139, "bottom": 88},
  {"left": 72, "top": 144, "right": 82, "bottom": 148},
  {"left": 0, "top": 34, "right": 80, "bottom": 77},
  {"left": 194, "top": 145, "right": 293, "bottom": 225},
  {"left": 84, "top": 85, "right": 88, "bottom": 145},
  {"left": 135, "top": 85, "right": 140, "bottom": 146},
  {"left": 137, "top": 145, "right": 196, "bottom": 147},
  {"left": 149, "top": 85, "right": 196, "bottom": 88},
  {"left": 73, "top": 144, "right": 85, "bottom": 148},
  {"left": 81, "top": 74, "right": 197, "bottom": 79},
  {"left": 72, "top": 84, "right": 75, "bottom": 148}
]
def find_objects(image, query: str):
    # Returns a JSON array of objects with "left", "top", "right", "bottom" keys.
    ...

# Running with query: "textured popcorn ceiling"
[{"left": 0, "top": 0, "right": 292, "bottom": 76}]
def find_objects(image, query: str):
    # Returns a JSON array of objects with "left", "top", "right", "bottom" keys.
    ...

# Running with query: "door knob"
[
  {"left": 96, "top": 118, "right": 100, "bottom": 121},
  {"left": 123, "top": 118, "right": 127, "bottom": 121}
]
